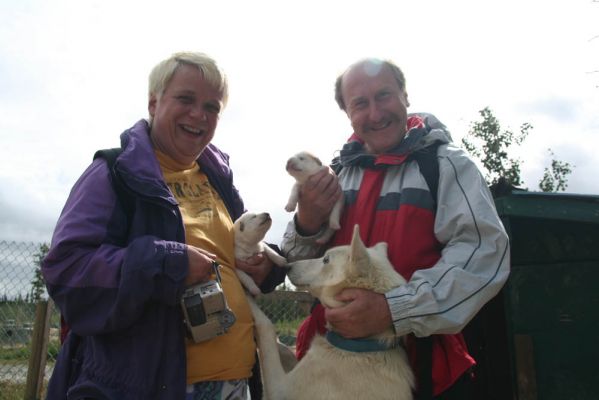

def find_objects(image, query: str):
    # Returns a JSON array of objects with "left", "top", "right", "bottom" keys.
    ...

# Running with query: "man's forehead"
[{"left": 342, "top": 63, "right": 396, "bottom": 94}]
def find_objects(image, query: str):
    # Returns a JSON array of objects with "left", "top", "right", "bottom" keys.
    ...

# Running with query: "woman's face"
[{"left": 148, "top": 64, "right": 224, "bottom": 165}]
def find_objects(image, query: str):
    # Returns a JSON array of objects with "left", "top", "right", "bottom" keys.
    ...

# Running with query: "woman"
[{"left": 42, "top": 52, "right": 284, "bottom": 400}]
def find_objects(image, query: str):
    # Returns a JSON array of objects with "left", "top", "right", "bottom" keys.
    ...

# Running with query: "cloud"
[
  {"left": 520, "top": 97, "right": 581, "bottom": 124},
  {"left": 0, "top": 177, "right": 61, "bottom": 243}
]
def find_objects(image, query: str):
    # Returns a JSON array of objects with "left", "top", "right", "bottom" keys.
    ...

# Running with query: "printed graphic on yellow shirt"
[
  {"left": 155, "top": 151, "right": 255, "bottom": 383},
  {"left": 166, "top": 180, "right": 214, "bottom": 219}
]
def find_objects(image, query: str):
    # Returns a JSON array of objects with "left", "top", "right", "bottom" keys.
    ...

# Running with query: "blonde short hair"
[{"left": 148, "top": 51, "right": 229, "bottom": 106}]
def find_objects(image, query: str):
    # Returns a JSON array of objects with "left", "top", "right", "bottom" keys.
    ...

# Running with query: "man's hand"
[
  {"left": 185, "top": 245, "right": 217, "bottom": 286},
  {"left": 296, "top": 167, "right": 342, "bottom": 235},
  {"left": 324, "top": 288, "right": 393, "bottom": 338},
  {"left": 236, "top": 252, "right": 274, "bottom": 287}
]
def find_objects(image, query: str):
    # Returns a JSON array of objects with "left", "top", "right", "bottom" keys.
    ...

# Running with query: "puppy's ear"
[
  {"left": 349, "top": 224, "right": 370, "bottom": 275},
  {"left": 239, "top": 222, "right": 245, "bottom": 232}
]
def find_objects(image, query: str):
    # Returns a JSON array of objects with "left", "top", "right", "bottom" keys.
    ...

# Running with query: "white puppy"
[
  {"left": 285, "top": 151, "right": 343, "bottom": 244},
  {"left": 234, "top": 212, "right": 287, "bottom": 295}
]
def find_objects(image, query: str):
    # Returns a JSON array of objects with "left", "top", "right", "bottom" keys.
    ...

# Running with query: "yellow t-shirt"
[{"left": 155, "top": 150, "right": 255, "bottom": 384}]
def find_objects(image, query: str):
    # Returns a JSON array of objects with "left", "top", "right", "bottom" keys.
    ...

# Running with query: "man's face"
[
  {"left": 341, "top": 63, "right": 409, "bottom": 154},
  {"left": 149, "top": 64, "right": 223, "bottom": 165}
]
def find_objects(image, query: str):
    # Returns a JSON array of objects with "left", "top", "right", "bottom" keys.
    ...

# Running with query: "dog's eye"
[{"left": 323, "top": 255, "right": 330, "bottom": 264}]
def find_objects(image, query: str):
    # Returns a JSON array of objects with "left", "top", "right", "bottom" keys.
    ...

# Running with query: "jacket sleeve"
[
  {"left": 280, "top": 215, "right": 329, "bottom": 261},
  {"left": 386, "top": 144, "right": 510, "bottom": 337},
  {"left": 42, "top": 160, "right": 188, "bottom": 336}
]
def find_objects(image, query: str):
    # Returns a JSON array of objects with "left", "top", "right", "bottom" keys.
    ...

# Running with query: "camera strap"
[{"left": 212, "top": 261, "right": 222, "bottom": 283}]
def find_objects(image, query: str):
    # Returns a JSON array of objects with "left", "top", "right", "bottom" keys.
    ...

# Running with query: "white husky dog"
[
  {"left": 248, "top": 225, "right": 414, "bottom": 400},
  {"left": 285, "top": 151, "right": 344, "bottom": 244},
  {"left": 234, "top": 212, "right": 287, "bottom": 296}
]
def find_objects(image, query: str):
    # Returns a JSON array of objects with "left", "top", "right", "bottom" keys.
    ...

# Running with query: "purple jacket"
[{"left": 43, "top": 120, "right": 282, "bottom": 399}]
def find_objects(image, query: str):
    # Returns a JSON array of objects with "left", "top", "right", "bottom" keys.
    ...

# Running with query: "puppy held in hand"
[
  {"left": 234, "top": 212, "right": 287, "bottom": 296},
  {"left": 285, "top": 151, "right": 343, "bottom": 244}
]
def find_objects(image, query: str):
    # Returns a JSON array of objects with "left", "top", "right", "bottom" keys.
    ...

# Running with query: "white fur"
[
  {"left": 248, "top": 225, "right": 414, "bottom": 400},
  {"left": 285, "top": 151, "right": 344, "bottom": 244},
  {"left": 234, "top": 212, "right": 287, "bottom": 296}
]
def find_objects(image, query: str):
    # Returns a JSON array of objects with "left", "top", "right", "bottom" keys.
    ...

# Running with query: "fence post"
[{"left": 24, "top": 300, "right": 52, "bottom": 400}]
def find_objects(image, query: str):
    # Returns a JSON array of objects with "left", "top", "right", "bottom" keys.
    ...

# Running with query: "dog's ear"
[
  {"left": 239, "top": 221, "right": 245, "bottom": 232},
  {"left": 349, "top": 224, "right": 370, "bottom": 275},
  {"left": 373, "top": 242, "right": 388, "bottom": 256}
]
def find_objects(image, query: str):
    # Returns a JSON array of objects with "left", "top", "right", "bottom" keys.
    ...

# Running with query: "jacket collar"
[{"left": 333, "top": 114, "right": 451, "bottom": 170}]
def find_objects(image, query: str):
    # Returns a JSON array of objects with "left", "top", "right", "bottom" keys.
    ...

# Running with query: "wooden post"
[
  {"left": 514, "top": 334, "right": 538, "bottom": 400},
  {"left": 24, "top": 300, "right": 52, "bottom": 400}
]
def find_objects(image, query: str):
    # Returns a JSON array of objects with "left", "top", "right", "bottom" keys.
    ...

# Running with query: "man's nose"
[{"left": 368, "top": 102, "right": 383, "bottom": 121}]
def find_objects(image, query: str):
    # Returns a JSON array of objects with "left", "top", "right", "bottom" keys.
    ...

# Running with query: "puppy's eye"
[{"left": 323, "top": 255, "right": 330, "bottom": 264}]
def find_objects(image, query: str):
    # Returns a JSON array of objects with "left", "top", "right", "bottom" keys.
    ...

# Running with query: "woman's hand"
[
  {"left": 236, "top": 252, "right": 274, "bottom": 287},
  {"left": 185, "top": 245, "right": 217, "bottom": 286}
]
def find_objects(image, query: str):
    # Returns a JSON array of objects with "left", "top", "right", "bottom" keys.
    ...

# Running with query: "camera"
[{"left": 181, "top": 262, "right": 236, "bottom": 343}]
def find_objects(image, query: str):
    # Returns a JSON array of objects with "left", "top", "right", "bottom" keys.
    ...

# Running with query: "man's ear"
[{"left": 404, "top": 91, "right": 410, "bottom": 108}]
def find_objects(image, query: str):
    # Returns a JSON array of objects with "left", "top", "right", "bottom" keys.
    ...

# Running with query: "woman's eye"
[
  {"left": 177, "top": 95, "right": 194, "bottom": 104},
  {"left": 206, "top": 103, "right": 221, "bottom": 114}
]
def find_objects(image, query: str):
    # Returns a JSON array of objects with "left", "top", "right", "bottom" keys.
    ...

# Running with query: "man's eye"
[
  {"left": 353, "top": 101, "right": 367, "bottom": 110},
  {"left": 376, "top": 91, "right": 391, "bottom": 100}
]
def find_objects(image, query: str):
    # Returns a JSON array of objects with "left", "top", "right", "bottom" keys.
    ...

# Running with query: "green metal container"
[{"left": 467, "top": 191, "right": 599, "bottom": 399}]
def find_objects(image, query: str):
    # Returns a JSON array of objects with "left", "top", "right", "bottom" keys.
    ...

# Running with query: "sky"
[{"left": 0, "top": 0, "right": 598, "bottom": 245}]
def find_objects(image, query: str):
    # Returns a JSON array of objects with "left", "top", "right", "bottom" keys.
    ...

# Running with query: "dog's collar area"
[{"left": 325, "top": 331, "right": 397, "bottom": 353}]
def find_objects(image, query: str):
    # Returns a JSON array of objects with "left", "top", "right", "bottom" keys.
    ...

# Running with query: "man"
[{"left": 281, "top": 58, "right": 510, "bottom": 399}]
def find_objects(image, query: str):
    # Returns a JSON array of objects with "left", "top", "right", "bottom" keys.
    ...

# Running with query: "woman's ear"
[{"left": 148, "top": 93, "right": 157, "bottom": 117}]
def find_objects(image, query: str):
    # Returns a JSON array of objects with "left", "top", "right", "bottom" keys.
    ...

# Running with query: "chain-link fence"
[
  {"left": 0, "top": 241, "right": 59, "bottom": 399},
  {"left": 0, "top": 240, "right": 312, "bottom": 399}
]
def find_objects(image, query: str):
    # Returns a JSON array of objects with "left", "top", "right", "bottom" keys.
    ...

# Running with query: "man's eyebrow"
[{"left": 349, "top": 95, "right": 366, "bottom": 105}]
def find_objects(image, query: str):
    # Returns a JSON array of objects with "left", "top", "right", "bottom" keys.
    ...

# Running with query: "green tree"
[
  {"left": 30, "top": 243, "right": 49, "bottom": 302},
  {"left": 462, "top": 107, "right": 573, "bottom": 191},
  {"left": 539, "top": 149, "right": 574, "bottom": 192},
  {"left": 461, "top": 107, "right": 531, "bottom": 187}
]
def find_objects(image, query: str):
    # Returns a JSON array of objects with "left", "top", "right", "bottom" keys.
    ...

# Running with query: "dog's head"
[
  {"left": 285, "top": 151, "right": 324, "bottom": 183},
  {"left": 234, "top": 212, "right": 273, "bottom": 245},
  {"left": 288, "top": 225, "right": 406, "bottom": 308}
]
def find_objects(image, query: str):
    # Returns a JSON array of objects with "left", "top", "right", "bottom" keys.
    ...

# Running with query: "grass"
[{"left": 0, "top": 381, "right": 25, "bottom": 400}]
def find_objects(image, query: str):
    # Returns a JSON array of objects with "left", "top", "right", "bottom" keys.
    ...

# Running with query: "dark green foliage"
[
  {"left": 30, "top": 243, "right": 49, "bottom": 302},
  {"left": 539, "top": 149, "right": 574, "bottom": 192},
  {"left": 462, "top": 107, "right": 573, "bottom": 192},
  {"left": 462, "top": 107, "right": 531, "bottom": 187}
]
